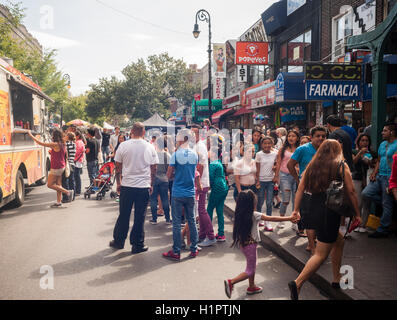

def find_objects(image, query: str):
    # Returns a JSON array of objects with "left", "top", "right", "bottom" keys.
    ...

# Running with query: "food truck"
[{"left": 0, "top": 57, "right": 53, "bottom": 209}]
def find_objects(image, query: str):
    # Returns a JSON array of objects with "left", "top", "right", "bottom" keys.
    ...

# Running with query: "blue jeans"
[
  {"left": 257, "top": 181, "right": 274, "bottom": 215},
  {"left": 150, "top": 180, "right": 170, "bottom": 222},
  {"left": 87, "top": 160, "right": 98, "bottom": 185},
  {"left": 113, "top": 187, "right": 150, "bottom": 248},
  {"left": 171, "top": 197, "right": 197, "bottom": 254},
  {"left": 362, "top": 175, "right": 394, "bottom": 234},
  {"left": 102, "top": 146, "right": 111, "bottom": 161},
  {"left": 279, "top": 172, "right": 297, "bottom": 215}
]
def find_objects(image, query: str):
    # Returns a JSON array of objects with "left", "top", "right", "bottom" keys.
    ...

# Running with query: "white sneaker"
[
  {"left": 198, "top": 238, "right": 216, "bottom": 247},
  {"left": 264, "top": 221, "right": 273, "bottom": 232},
  {"left": 358, "top": 227, "right": 367, "bottom": 233}
]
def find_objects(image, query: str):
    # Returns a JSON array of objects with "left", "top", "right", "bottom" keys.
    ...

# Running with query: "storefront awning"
[
  {"left": 233, "top": 106, "right": 252, "bottom": 117},
  {"left": 212, "top": 108, "right": 234, "bottom": 122}
]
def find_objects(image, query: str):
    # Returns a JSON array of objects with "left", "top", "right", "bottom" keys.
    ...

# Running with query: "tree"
[
  {"left": 0, "top": 1, "right": 69, "bottom": 113},
  {"left": 85, "top": 53, "right": 200, "bottom": 123},
  {"left": 62, "top": 95, "right": 87, "bottom": 123}
]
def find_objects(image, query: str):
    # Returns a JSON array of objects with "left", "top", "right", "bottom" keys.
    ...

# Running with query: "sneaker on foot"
[
  {"left": 165, "top": 220, "right": 172, "bottom": 225},
  {"left": 149, "top": 219, "right": 158, "bottom": 225},
  {"left": 264, "top": 222, "right": 273, "bottom": 232},
  {"left": 224, "top": 279, "right": 233, "bottom": 299},
  {"left": 188, "top": 250, "right": 199, "bottom": 258},
  {"left": 198, "top": 238, "right": 217, "bottom": 247},
  {"left": 246, "top": 286, "right": 263, "bottom": 295},
  {"left": 216, "top": 234, "right": 226, "bottom": 242},
  {"left": 259, "top": 222, "right": 265, "bottom": 227},
  {"left": 162, "top": 250, "right": 180, "bottom": 261}
]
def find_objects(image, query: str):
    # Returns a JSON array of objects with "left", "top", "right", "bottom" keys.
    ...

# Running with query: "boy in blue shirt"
[{"left": 163, "top": 129, "right": 199, "bottom": 260}]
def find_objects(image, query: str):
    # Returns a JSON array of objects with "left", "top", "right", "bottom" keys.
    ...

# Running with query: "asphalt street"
[{"left": 0, "top": 177, "right": 327, "bottom": 300}]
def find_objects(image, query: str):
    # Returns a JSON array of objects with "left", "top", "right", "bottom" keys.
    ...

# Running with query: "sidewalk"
[{"left": 223, "top": 190, "right": 397, "bottom": 300}]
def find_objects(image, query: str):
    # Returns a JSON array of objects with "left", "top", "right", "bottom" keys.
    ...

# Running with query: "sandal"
[{"left": 296, "top": 231, "right": 307, "bottom": 238}]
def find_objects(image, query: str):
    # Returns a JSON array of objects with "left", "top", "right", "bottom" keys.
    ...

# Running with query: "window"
[
  {"left": 280, "top": 29, "right": 312, "bottom": 73},
  {"left": 249, "top": 65, "right": 266, "bottom": 86},
  {"left": 336, "top": 13, "right": 352, "bottom": 41}
]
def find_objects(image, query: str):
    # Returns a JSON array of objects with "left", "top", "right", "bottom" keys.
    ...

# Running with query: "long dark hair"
[
  {"left": 52, "top": 128, "right": 64, "bottom": 147},
  {"left": 232, "top": 190, "right": 257, "bottom": 248},
  {"left": 115, "top": 134, "right": 126, "bottom": 152},
  {"left": 355, "top": 133, "right": 371, "bottom": 150},
  {"left": 280, "top": 130, "right": 300, "bottom": 160},
  {"left": 303, "top": 140, "right": 344, "bottom": 193}
]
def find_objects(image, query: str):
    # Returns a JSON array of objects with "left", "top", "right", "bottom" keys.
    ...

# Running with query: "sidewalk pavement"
[{"left": 223, "top": 190, "right": 397, "bottom": 300}]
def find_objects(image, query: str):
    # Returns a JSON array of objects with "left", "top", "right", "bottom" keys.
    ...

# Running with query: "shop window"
[{"left": 279, "top": 30, "right": 312, "bottom": 73}]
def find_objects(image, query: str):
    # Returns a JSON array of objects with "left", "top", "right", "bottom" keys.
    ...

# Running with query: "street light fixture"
[{"left": 193, "top": 9, "right": 212, "bottom": 119}]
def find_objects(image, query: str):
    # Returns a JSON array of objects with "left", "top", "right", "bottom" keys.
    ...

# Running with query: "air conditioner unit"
[{"left": 334, "top": 37, "right": 348, "bottom": 60}]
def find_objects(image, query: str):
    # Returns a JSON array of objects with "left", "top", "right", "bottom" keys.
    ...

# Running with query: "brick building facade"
[{"left": 320, "top": 0, "right": 385, "bottom": 61}]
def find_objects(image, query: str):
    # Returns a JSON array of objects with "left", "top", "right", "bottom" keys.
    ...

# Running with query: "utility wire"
[{"left": 95, "top": 0, "right": 191, "bottom": 37}]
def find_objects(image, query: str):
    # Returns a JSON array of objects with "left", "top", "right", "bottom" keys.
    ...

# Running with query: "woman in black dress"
[{"left": 287, "top": 139, "right": 361, "bottom": 300}]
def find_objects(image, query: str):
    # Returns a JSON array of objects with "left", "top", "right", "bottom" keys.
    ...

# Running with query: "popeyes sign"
[{"left": 235, "top": 41, "right": 269, "bottom": 65}]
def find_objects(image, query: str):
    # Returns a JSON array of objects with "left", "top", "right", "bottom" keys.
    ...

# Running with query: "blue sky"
[{"left": 11, "top": 0, "right": 274, "bottom": 95}]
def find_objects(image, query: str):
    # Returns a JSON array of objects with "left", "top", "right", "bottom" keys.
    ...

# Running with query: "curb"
[{"left": 224, "top": 204, "right": 354, "bottom": 300}]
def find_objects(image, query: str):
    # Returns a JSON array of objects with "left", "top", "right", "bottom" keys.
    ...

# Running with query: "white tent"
[{"left": 103, "top": 121, "right": 115, "bottom": 130}]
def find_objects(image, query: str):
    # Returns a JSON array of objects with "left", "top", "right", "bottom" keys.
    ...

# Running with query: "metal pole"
[{"left": 208, "top": 18, "right": 212, "bottom": 118}]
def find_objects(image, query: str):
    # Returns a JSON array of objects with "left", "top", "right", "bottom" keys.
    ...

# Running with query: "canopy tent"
[
  {"left": 143, "top": 113, "right": 175, "bottom": 132},
  {"left": 66, "top": 119, "right": 90, "bottom": 126},
  {"left": 103, "top": 121, "right": 115, "bottom": 130}
]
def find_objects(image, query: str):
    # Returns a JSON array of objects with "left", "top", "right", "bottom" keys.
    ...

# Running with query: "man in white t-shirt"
[
  {"left": 109, "top": 122, "right": 159, "bottom": 254},
  {"left": 190, "top": 125, "right": 216, "bottom": 247},
  {"left": 255, "top": 136, "right": 278, "bottom": 231}
]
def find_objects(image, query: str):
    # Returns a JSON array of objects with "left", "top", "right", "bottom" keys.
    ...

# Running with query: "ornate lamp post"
[
  {"left": 60, "top": 74, "right": 71, "bottom": 127},
  {"left": 193, "top": 9, "right": 212, "bottom": 118}
]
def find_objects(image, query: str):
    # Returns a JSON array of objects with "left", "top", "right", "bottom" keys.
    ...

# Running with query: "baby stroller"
[{"left": 84, "top": 161, "right": 118, "bottom": 200}]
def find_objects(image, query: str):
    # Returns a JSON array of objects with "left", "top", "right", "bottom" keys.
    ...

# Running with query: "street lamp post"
[
  {"left": 193, "top": 9, "right": 212, "bottom": 119},
  {"left": 61, "top": 74, "right": 71, "bottom": 127}
]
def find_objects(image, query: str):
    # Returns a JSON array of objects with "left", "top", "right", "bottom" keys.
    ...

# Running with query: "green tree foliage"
[
  {"left": 86, "top": 53, "right": 200, "bottom": 123},
  {"left": 62, "top": 95, "right": 87, "bottom": 123},
  {"left": 0, "top": 1, "right": 68, "bottom": 113}
]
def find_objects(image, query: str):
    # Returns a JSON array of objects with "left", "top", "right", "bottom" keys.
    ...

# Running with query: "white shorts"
[{"left": 50, "top": 168, "right": 65, "bottom": 176}]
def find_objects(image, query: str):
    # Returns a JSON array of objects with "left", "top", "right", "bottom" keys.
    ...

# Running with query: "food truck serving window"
[{"left": 11, "top": 84, "right": 33, "bottom": 130}]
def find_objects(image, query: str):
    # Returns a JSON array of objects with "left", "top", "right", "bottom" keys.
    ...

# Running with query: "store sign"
[
  {"left": 235, "top": 42, "right": 269, "bottom": 65},
  {"left": 305, "top": 80, "right": 361, "bottom": 100},
  {"left": 280, "top": 105, "right": 306, "bottom": 122},
  {"left": 245, "top": 81, "right": 276, "bottom": 109},
  {"left": 287, "top": 0, "right": 306, "bottom": 15},
  {"left": 213, "top": 43, "right": 226, "bottom": 78},
  {"left": 356, "top": 2, "right": 376, "bottom": 32},
  {"left": 223, "top": 94, "right": 240, "bottom": 108},
  {"left": 239, "top": 19, "right": 267, "bottom": 42},
  {"left": 213, "top": 77, "right": 225, "bottom": 99},
  {"left": 275, "top": 73, "right": 285, "bottom": 102},
  {"left": 305, "top": 63, "right": 362, "bottom": 81},
  {"left": 237, "top": 65, "right": 247, "bottom": 82}
]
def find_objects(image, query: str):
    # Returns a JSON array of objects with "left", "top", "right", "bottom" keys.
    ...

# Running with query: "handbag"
[
  {"left": 64, "top": 145, "right": 70, "bottom": 178},
  {"left": 325, "top": 161, "right": 354, "bottom": 218}
]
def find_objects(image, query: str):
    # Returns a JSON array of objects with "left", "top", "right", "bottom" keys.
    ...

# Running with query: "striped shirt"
[{"left": 66, "top": 141, "right": 76, "bottom": 167}]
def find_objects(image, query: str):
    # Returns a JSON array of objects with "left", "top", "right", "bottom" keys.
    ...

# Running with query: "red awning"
[
  {"left": 211, "top": 108, "right": 234, "bottom": 121},
  {"left": 233, "top": 106, "right": 253, "bottom": 117}
]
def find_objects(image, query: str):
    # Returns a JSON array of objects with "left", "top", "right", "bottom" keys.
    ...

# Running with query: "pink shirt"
[
  {"left": 50, "top": 144, "right": 66, "bottom": 169},
  {"left": 74, "top": 139, "right": 85, "bottom": 164},
  {"left": 389, "top": 154, "right": 397, "bottom": 190},
  {"left": 280, "top": 150, "right": 293, "bottom": 174}
]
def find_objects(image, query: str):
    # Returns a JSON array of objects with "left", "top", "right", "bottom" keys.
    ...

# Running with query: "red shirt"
[{"left": 389, "top": 154, "right": 397, "bottom": 190}]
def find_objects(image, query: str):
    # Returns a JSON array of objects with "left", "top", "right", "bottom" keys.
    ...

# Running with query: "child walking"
[{"left": 224, "top": 189, "right": 299, "bottom": 298}]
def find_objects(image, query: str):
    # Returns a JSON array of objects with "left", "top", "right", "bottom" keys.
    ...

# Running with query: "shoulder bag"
[{"left": 64, "top": 146, "right": 71, "bottom": 178}]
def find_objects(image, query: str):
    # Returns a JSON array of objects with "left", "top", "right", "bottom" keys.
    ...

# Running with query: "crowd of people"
[{"left": 27, "top": 113, "right": 397, "bottom": 300}]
